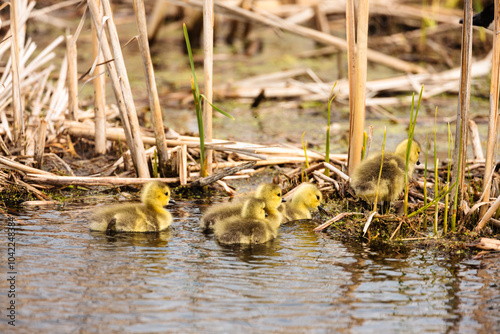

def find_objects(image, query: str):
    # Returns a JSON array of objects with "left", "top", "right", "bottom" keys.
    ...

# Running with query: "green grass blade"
[
  {"left": 200, "top": 94, "right": 234, "bottom": 119},
  {"left": 183, "top": 24, "right": 200, "bottom": 98}
]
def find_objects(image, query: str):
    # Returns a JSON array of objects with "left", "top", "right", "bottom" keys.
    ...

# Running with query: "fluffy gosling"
[
  {"left": 200, "top": 183, "right": 283, "bottom": 232},
  {"left": 214, "top": 198, "right": 280, "bottom": 245},
  {"left": 350, "top": 139, "right": 421, "bottom": 212},
  {"left": 89, "top": 181, "right": 173, "bottom": 234},
  {"left": 280, "top": 183, "right": 324, "bottom": 222}
]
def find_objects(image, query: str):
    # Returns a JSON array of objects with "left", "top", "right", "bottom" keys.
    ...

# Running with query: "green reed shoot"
[
  {"left": 325, "top": 83, "right": 338, "bottom": 177},
  {"left": 434, "top": 107, "right": 439, "bottom": 235},
  {"left": 183, "top": 24, "right": 234, "bottom": 176},
  {"left": 423, "top": 133, "right": 429, "bottom": 230},
  {"left": 404, "top": 86, "right": 423, "bottom": 215},
  {"left": 409, "top": 181, "right": 457, "bottom": 218},
  {"left": 361, "top": 131, "right": 368, "bottom": 161},
  {"left": 373, "top": 128, "right": 387, "bottom": 212}
]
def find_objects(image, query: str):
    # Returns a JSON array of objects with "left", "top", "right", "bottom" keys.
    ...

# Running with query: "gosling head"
[
  {"left": 394, "top": 139, "right": 421, "bottom": 166},
  {"left": 141, "top": 181, "right": 171, "bottom": 210},
  {"left": 293, "top": 183, "right": 323, "bottom": 209},
  {"left": 241, "top": 198, "right": 266, "bottom": 220},
  {"left": 255, "top": 183, "right": 282, "bottom": 210}
]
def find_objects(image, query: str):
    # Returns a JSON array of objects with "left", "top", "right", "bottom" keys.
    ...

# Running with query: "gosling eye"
[
  {"left": 316, "top": 195, "right": 320, "bottom": 200},
  {"left": 165, "top": 191, "right": 170, "bottom": 196}
]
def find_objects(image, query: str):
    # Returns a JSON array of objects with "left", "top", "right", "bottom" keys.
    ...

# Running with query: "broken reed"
[
  {"left": 301, "top": 132, "right": 309, "bottom": 182},
  {"left": 325, "top": 82, "right": 337, "bottom": 177},
  {"left": 183, "top": 23, "right": 233, "bottom": 177}
]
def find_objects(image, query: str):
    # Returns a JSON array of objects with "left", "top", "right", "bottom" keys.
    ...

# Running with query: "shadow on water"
[{"left": 0, "top": 200, "right": 498, "bottom": 333}]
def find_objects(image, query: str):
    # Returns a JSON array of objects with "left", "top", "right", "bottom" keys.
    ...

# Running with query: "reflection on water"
[{"left": 0, "top": 201, "right": 498, "bottom": 333}]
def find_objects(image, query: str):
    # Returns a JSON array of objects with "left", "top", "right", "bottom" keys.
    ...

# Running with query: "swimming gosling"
[
  {"left": 350, "top": 139, "right": 421, "bottom": 212},
  {"left": 200, "top": 183, "right": 283, "bottom": 232},
  {"left": 214, "top": 198, "right": 280, "bottom": 245},
  {"left": 89, "top": 181, "right": 173, "bottom": 233},
  {"left": 279, "top": 183, "right": 324, "bottom": 222}
]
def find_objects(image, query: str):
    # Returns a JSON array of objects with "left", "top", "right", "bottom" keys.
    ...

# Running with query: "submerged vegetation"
[{"left": 0, "top": 0, "right": 499, "bottom": 255}]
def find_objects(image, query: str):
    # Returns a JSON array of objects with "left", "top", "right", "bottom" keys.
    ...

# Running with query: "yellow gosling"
[
  {"left": 214, "top": 198, "right": 280, "bottom": 245},
  {"left": 200, "top": 183, "right": 283, "bottom": 232},
  {"left": 89, "top": 181, "right": 173, "bottom": 233},
  {"left": 280, "top": 183, "right": 323, "bottom": 222},
  {"left": 350, "top": 139, "right": 421, "bottom": 212}
]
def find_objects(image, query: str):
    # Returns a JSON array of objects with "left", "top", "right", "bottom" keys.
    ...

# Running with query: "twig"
[
  {"left": 313, "top": 212, "right": 363, "bottom": 231},
  {"left": 324, "top": 162, "right": 350, "bottom": 182},
  {"left": 188, "top": 161, "right": 257, "bottom": 188},
  {"left": 0, "top": 156, "right": 53, "bottom": 175},
  {"left": 363, "top": 211, "right": 377, "bottom": 236},
  {"left": 24, "top": 174, "right": 181, "bottom": 186}
]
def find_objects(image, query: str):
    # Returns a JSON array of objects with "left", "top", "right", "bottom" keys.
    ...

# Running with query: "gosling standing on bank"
[
  {"left": 350, "top": 139, "right": 421, "bottom": 213},
  {"left": 89, "top": 181, "right": 174, "bottom": 233}
]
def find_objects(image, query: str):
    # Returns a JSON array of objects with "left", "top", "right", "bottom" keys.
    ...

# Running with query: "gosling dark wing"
[{"left": 459, "top": 2, "right": 494, "bottom": 30}]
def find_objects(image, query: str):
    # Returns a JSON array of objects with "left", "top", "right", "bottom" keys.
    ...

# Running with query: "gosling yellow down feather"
[
  {"left": 200, "top": 183, "right": 283, "bottom": 232},
  {"left": 279, "top": 183, "right": 323, "bottom": 222},
  {"left": 350, "top": 139, "right": 421, "bottom": 211},
  {"left": 214, "top": 198, "right": 280, "bottom": 245},
  {"left": 89, "top": 181, "right": 173, "bottom": 233}
]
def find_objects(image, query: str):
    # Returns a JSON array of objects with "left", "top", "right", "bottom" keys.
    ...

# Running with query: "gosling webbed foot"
[{"left": 106, "top": 218, "right": 117, "bottom": 236}]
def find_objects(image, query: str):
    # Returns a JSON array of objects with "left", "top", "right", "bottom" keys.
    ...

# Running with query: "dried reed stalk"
[
  {"left": 34, "top": 118, "right": 47, "bottom": 168},
  {"left": 133, "top": 0, "right": 170, "bottom": 175},
  {"left": 24, "top": 174, "right": 181, "bottom": 186},
  {"left": 92, "top": 2, "right": 107, "bottom": 155},
  {"left": 10, "top": 0, "right": 23, "bottom": 143},
  {"left": 450, "top": 0, "right": 473, "bottom": 231},
  {"left": 66, "top": 34, "right": 78, "bottom": 121},
  {"left": 346, "top": 0, "right": 355, "bottom": 171},
  {"left": 203, "top": 0, "right": 215, "bottom": 175},
  {"left": 468, "top": 120, "right": 484, "bottom": 161},
  {"left": 179, "top": 144, "right": 188, "bottom": 185},
  {"left": 87, "top": 0, "right": 149, "bottom": 177},
  {"left": 0, "top": 156, "right": 53, "bottom": 175},
  {"left": 479, "top": 1, "right": 500, "bottom": 225},
  {"left": 347, "top": 0, "right": 368, "bottom": 175}
]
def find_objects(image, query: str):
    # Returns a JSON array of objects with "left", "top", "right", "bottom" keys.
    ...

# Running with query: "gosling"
[
  {"left": 200, "top": 183, "right": 283, "bottom": 232},
  {"left": 350, "top": 138, "right": 421, "bottom": 213},
  {"left": 279, "top": 183, "right": 324, "bottom": 222},
  {"left": 89, "top": 181, "right": 173, "bottom": 233},
  {"left": 214, "top": 198, "right": 280, "bottom": 245}
]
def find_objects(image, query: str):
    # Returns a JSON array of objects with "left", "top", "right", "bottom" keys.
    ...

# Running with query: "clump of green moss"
[{"left": 0, "top": 184, "right": 38, "bottom": 206}]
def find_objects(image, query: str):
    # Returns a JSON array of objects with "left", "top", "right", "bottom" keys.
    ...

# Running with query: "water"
[{"left": 0, "top": 201, "right": 499, "bottom": 333}]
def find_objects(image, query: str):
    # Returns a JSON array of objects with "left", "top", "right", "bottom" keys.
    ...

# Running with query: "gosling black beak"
[
  {"left": 169, "top": 199, "right": 176, "bottom": 205},
  {"left": 318, "top": 205, "right": 329, "bottom": 216},
  {"left": 281, "top": 198, "right": 286, "bottom": 202},
  {"left": 416, "top": 160, "right": 421, "bottom": 166}
]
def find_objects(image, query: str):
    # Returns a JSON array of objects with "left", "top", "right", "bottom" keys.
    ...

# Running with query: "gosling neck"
[
  {"left": 144, "top": 201, "right": 167, "bottom": 213},
  {"left": 291, "top": 196, "right": 309, "bottom": 211}
]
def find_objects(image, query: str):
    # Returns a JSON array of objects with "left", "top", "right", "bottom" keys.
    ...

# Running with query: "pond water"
[{"left": 0, "top": 200, "right": 499, "bottom": 333}]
